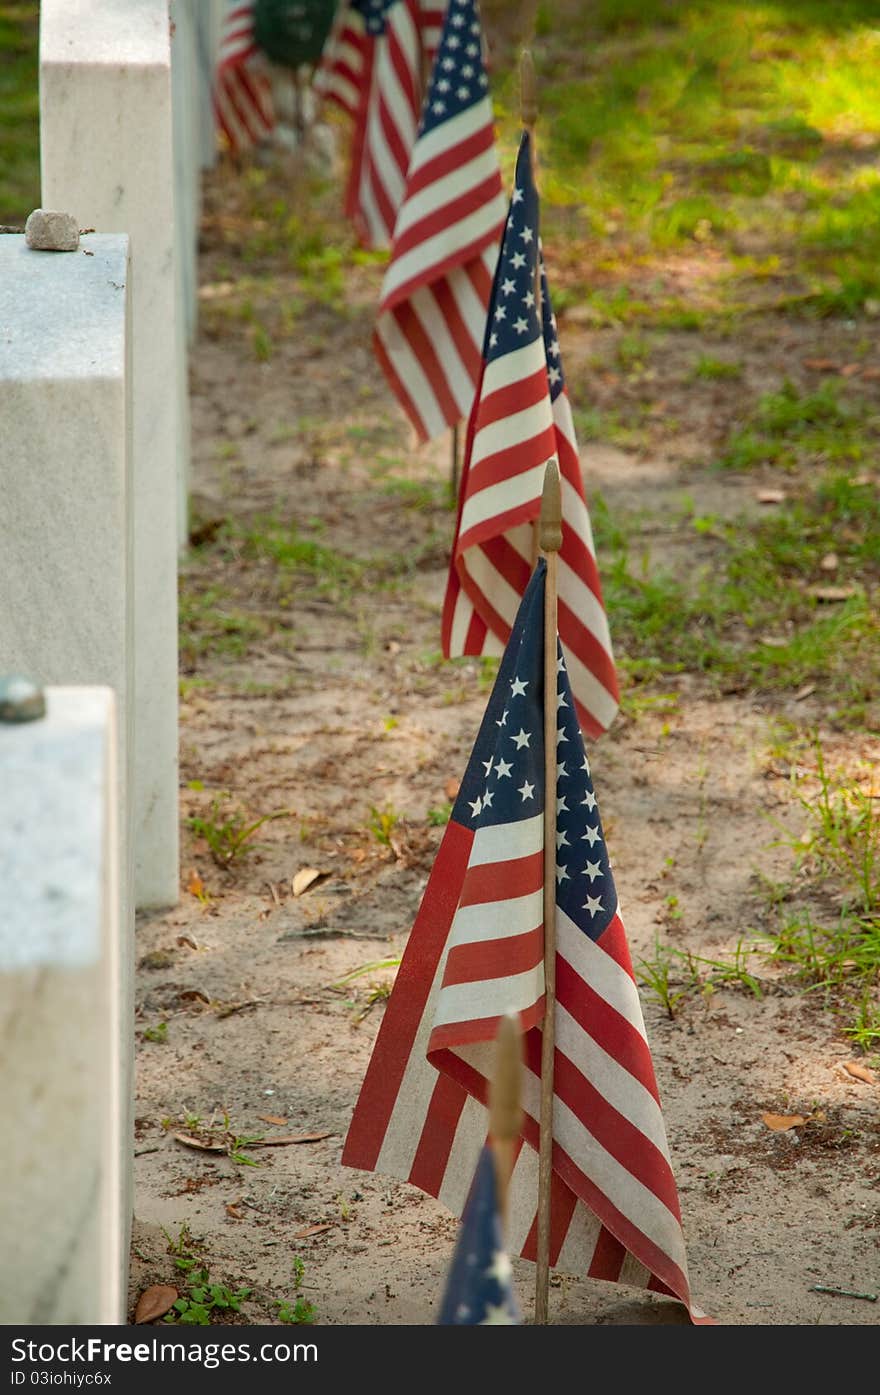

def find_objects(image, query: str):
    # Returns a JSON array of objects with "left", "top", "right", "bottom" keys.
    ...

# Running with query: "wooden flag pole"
[
  {"left": 535, "top": 457, "right": 562, "bottom": 1325},
  {"left": 488, "top": 1012, "right": 523, "bottom": 1225}
]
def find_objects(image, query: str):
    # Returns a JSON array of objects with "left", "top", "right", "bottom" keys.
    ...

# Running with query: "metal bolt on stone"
[{"left": 0, "top": 675, "right": 47, "bottom": 723}]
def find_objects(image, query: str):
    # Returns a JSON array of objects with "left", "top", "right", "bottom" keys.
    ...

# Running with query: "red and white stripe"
[
  {"left": 342, "top": 817, "right": 709, "bottom": 1322},
  {"left": 213, "top": 2, "right": 274, "bottom": 155},
  {"left": 374, "top": 92, "right": 506, "bottom": 440},
  {"left": 441, "top": 343, "right": 619, "bottom": 739},
  {"left": 314, "top": 6, "right": 372, "bottom": 119},
  {"left": 346, "top": 0, "right": 425, "bottom": 249},
  {"left": 316, "top": 2, "right": 444, "bottom": 119}
]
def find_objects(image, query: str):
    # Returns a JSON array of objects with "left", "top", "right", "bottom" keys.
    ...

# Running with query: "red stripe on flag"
[
  {"left": 457, "top": 849, "right": 542, "bottom": 908},
  {"left": 442, "top": 926, "right": 543, "bottom": 988},
  {"left": 371, "top": 324, "right": 431, "bottom": 442},
  {"left": 341, "top": 820, "right": 473, "bottom": 1171},
  {"left": 408, "top": 1072, "right": 467, "bottom": 1197},
  {"left": 588, "top": 1226, "right": 628, "bottom": 1281}
]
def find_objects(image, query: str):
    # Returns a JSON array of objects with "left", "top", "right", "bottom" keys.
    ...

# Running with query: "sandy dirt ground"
[{"left": 128, "top": 132, "right": 879, "bottom": 1329}]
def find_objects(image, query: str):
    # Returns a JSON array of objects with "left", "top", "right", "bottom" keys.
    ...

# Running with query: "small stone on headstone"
[{"left": 24, "top": 209, "right": 80, "bottom": 252}]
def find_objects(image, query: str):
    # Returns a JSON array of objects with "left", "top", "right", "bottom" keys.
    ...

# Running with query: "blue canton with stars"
[
  {"left": 483, "top": 129, "right": 542, "bottom": 363},
  {"left": 450, "top": 560, "right": 617, "bottom": 942},
  {"left": 353, "top": 0, "right": 392, "bottom": 36},
  {"left": 437, "top": 1145, "right": 520, "bottom": 1325},
  {"left": 539, "top": 254, "right": 564, "bottom": 400},
  {"left": 418, "top": 0, "right": 490, "bottom": 138}
]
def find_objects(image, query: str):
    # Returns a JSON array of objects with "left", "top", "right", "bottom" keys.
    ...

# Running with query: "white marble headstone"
[
  {"left": 40, "top": 0, "right": 183, "bottom": 909},
  {"left": 0, "top": 687, "right": 126, "bottom": 1323}
]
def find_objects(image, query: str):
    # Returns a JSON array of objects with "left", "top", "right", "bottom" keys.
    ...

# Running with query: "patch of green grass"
[
  {"left": 0, "top": 5, "right": 39, "bottom": 224},
  {"left": 593, "top": 468, "right": 879, "bottom": 710},
  {"left": 717, "top": 379, "right": 870, "bottom": 473},
  {"left": 752, "top": 734, "right": 880, "bottom": 1043},
  {"left": 179, "top": 584, "right": 268, "bottom": 667},
  {"left": 693, "top": 354, "right": 743, "bottom": 381},
  {"left": 188, "top": 792, "right": 295, "bottom": 869},
  {"left": 488, "top": 2, "right": 880, "bottom": 326},
  {"left": 367, "top": 805, "right": 400, "bottom": 846}
]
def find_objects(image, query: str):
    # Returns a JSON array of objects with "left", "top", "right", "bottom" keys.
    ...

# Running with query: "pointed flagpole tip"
[
  {"left": 539, "top": 458, "right": 562, "bottom": 554},
  {"left": 520, "top": 48, "right": 538, "bottom": 129},
  {"left": 488, "top": 1013, "right": 523, "bottom": 1144}
]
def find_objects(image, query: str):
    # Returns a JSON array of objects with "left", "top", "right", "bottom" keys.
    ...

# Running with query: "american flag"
[
  {"left": 315, "top": 1, "right": 446, "bottom": 250},
  {"left": 213, "top": 1, "right": 275, "bottom": 156},
  {"left": 441, "top": 130, "right": 620, "bottom": 740},
  {"left": 343, "top": 561, "right": 709, "bottom": 1323},
  {"left": 372, "top": 0, "right": 507, "bottom": 442},
  {"left": 437, "top": 1145, "right": 520, "bottom": 1325}
]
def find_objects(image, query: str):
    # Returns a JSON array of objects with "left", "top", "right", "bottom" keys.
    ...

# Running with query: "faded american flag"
[
  {"left": 441, "top": 129, "right": 619, "bottom": 739},
  {"left": 315, "top": 1, "right": 445, "bottom": 249},
  {"left": 343, "top": 561, "right": 709, "bottom": 1322},
  {"left": 373, "top": 0, "right": 507, "bottom": 441},
  {"left": 213, "top": 1, "right": 274, "bottom": 155}
]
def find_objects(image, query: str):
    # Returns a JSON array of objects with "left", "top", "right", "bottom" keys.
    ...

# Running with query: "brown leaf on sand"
[
  {"left": 258, "top": 1114, "right": 289, "bottom": 1126},
  {"left": 819, "top": 552, "right": 839, "bottom": 572},
  {"left": 840, "top": 362, "right": 862, "bottom": 377},
  {"left": 186, "top": 869, "right": 206, "bottom": 898},
  {"left": 226, "top": 1203, "right": 245, "bottom": 1220},
  {"left": 173, "top": 1133, "right": 226, "bottom": 1153},
  {"left": 134, "top": 1284, "right": 178, "bottom": 1324},
  {"left": 444, "top": 778, "right": 460, "bottom": 801},
  {"left": 802, "top": 358, "right": 838, "bottom": 372},
  {"left": 293, "top": 1223, "right": 334, "bottom": 1239},
  {"left": 843, "top": 1061, "right": 876, "bottom": 1085},
  {"left": 762, "top": 1112, "right": 807, "bottom": 1131},
  {"left": 757, "top": 489, "right": 786, "bottom": 504},
  {"left": 292, "top": 867, "right": 327, "bottom": 897}
]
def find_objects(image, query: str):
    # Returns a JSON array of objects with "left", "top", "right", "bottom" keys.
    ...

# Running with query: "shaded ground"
[{"left": 127, "top": 3, "right": 879, "bottom": 1328}]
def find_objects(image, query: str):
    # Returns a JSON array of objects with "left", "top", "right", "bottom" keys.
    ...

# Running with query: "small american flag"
[
  {"left": 213, "top": 1, "right": 275, "bottom": 155},
  {"left": 315, "top": 1, "right": 445, "bottom": 250},
  {"left": 441, "top": 129, "right": 620, "bottom": 740},
  {"left": 437, "top": 1145, "right": 520, "bottom": 1325},
  {"left": 343, "top": 561, "right": 709, "bottom": 1323},
  {"left": 373, "top": 0, "right": 507, "bottom": 442}
]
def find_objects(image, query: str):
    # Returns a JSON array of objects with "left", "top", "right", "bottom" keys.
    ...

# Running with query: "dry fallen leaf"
[
  {"left": 762, "top": 1112, "right": 807, "bottom": 1131},
  {"left": 757, "top": 489, "right": 786, "bottom": 504},
  {"left": 444, "top": 778, "right": 460, "bottom": 801},
  {"left": 843, "top": 1061, "right": 876, "bottom": 1085},
  {"left": 819, "top": 552, "right": 839, "bottom": 573},
  {"left": 258, "top": 1114, "right": 289, "bottom": 1126},
  {"left": 292, "top": 867, "right": 326, "bottom": 897},
  {"left": 173, "top": 1133, "right": 226, "bottom": 1153},
  {"left": 176, "top": 934, "right": 200, "bottom": 951},
  {"left": 186, "top": 869, "right": 205, "bottom": 898},
  {"left": 759, "top": 635, "right": 789, "bottom": 648},
  {"left": 134, "top": 1284, "right": 178, "bottom": 1324},
  {"left": 802, "top": 358, "right": 838, "bottom": 372},
  {"left": 794, "top": 683, "right": 816, "bottom": 702},
  {"left": 860, "top": 366, "right": 880, "bottom": 381},
  {"left": 225, "top": 1204, "right": 245, "bottom": 1220},
  {"left": 840, "top": 362, "right": 862, "bottom": 377},
  {"left": 293, "top": 1223, "right": 334, "bottom": 1239},
  {"left": 178, "top": 988, "right": 210, "bottom": 1005}
]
